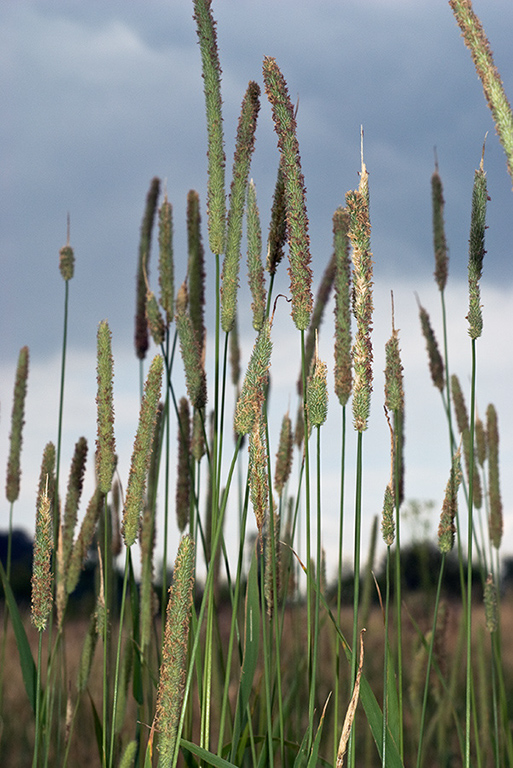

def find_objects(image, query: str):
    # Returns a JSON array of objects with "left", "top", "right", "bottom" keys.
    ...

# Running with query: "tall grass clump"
[{"left": 2, "top": 2, "right": 513, "bottom": 767}]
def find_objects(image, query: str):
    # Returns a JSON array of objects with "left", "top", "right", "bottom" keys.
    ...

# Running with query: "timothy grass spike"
[
  {"left": 438, "top": 448, "right": 462, "bottom": 554},
  {"left": 333, "top": 206, "right": 353, "bottom": 407},
  {"left": 176, "top": 397, "right": 191, "bottom": 532},
  {"left": 486, "top": 403, "right": 502, "bottom": 549},
  {"left": 221, "top": 81, "right": 261, "bottom": 333},
  {"left": 122, "top": 355, "right": 164, "bottom": 547},
  {"left": 187, "top": 190, "right": 206, "bottom": 357},
  {"left": 432, "top": 163, "right": 449, "bottom": 292},
  {"left": 192, "top": 0, "right": 226, "bottom": 255},
  {"left": 263, "top": 56, "right": 313, "bottom": 330},
  {"left": 449, "top": 0, "right": 513, "bottom": 186},
  {"left": 234, "top": 319, "right": 272, "bottom": 435},
  {"left": 135, "top": 177, "right": 160, "bottom": 360},
  {"left": 96, "top": 320, "right": 116, "bottom": 496},
  {"left": 175, "top": 281, "right": 208, "bottom": 410},
  {"left": 158, "top": 194, "right": 174, "bottom": 325},
  {"left": 467, "top": 152, "right": 488, "bottom": 339},
  {"left": 6, "top": 346, "right": 29, "bottom": 503},
  {"left": 31, "top": 482, "right": 54, "bottom": 631},
  {"left": 155, "top": 535, "right": 195, "bottom": 767},
  {"left": 246, "top": 179, "right": 266, "bottom": 332},
  {"left": 417, "top": 297, "right": 444, "bottom": 392},
  {"left": 346, "top": 153, "right": 373, "bottom": 432}
]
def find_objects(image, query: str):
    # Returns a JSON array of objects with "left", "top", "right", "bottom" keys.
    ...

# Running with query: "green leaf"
[
  {"left": 180, "top": 740, "right": 238, "bottom": 768},
  {"left": 0, "top": 558, "right": 36, "bottom": 713},
  {"left": 230, "top": 547, "right": 260, "bottom": 763}
]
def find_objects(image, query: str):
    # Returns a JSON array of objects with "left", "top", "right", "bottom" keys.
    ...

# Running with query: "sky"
[{"left": 1, "top": 0, "right": 513, "bottom": 579}]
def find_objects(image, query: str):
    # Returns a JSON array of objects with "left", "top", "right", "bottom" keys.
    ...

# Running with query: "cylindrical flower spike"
[
  {"left": 306, "top": 337, "right": 328, "bottom": 428},
  {"left": 31, "top": 484, "right": 54, "bottom": 631},
  {"left": 300, "top": 251, "right": 336, "bottom": 396},
  {"left": 135, "top": 177, "right": 160, "bottom": 360},
  {"left": 274, "top": 413, "right": 293, "bottom": 497},
  {"left": 96, "top": 321, "right": 116, "bottom": 496},
  {"left": 146, "top": 290, "right": 166, "bottom": 346},
  {"left": 155, "top": 535, "right": 195, "bottom": 767},
  {"left": 6, "top": 346, "right": 29, "bottom": 503},
  {"left": 176, "top": 397, "right": 191, "bottom": 533},
  {"left": 484, "top": 573, "right": 498, "bottom": 633},
  {"left": 187, "top": 190, "right": 206, "bottom": 357},
  {"left": 417, "top": 298, "right": 444, "bottom": 392},
  {"left": 486, "top": 403, "right": 502, "bottom": 549},
  {"left": 451, "top": 374, "right": 482, "bottom": 508},
  {"left": 66, "top": 489, "right": 103, "bottom": 595},
  {"left": 467, "top": 154, "right": 488, "bottom": 339},
  {"left": 61, "top": 437, "right": 88, "bottom": 571},
  {"left": 175, "top": 282, "right": 208, "bottom": 410},
  {"left": 438, "top": 448, "right": 462, "bottom": 554},
  {"left": 248, "top": 413, "right": 268, "bottom": 543},
  {"left": 59, "top": 244, "right": 75, "bottom": 282},
  {"left": 381, "top": 483, "right": 395, "bottom": 547},
  {"left": 263, "top": 56, "right": 313, "bottom": 331},
  {"left": 158, "top": 195, "right": 174, "bottom": 326},
  {"left": 266, "top": 160, "right": 287, "bottom": 276},
  {"left": 122, "top": 355, "right": 164, "bottom": 547},
  {"left": 192, "top": 0, "right": 226, "bottom": 255},
  {"left": 347, "top": 154, "right": 373, "bottom": 432},
  {"left": 246, "top": 179, "right": 266, "bottom": 332},
  {"left": 234, "top": 319, "right": 272, "bottom": 435},
  {"left": 333, "top": 207, "right": 353, "bottom": 407},
  {"left": 432, "top": 164, "right": 449, "bottom": 292},
  {"left": 449, "top": 0, "right": 513, "bottom": 186},
  {"left": 221, "top": 81, "right": 261, "bottom": 333}
]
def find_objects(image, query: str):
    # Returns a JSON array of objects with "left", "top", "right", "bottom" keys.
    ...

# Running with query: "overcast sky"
[{"left": 2, "top": 0, "right": 513, "bottom": 575}]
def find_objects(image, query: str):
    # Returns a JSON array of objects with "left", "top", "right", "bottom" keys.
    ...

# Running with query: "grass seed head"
[
  {"left": 246, "top": 179, "right": 266, "bottom": 332},
  {"left": 176, "top": 397, "right": 191, "bottom": 532},
  {"left": 6, "top": 346, "right": 29, "bottom": 503},
  {"left": 156, "top": 534, "right": 195, "bottom": 765},
  {"left": 484, "top": 573, "right": 498, "bottom": 633},
  {"left": 467, "top": 159, "right": 488, "bottom": 339},
  {"left": 274, "top": 412, "right": 293, "bottom": 496},
  {"left": 263, "top": 56, "right": 313, "bottom": 330},
  {"left": 96, "top": 320, "right": 116, "bottom": 495},
  {"left": 135, "top": 177, "right": 160, "bottom": 360},
  {"left": 158, "top": 195, "right": 174, "bottom": 325},
  {"left": 234, "top": 319, "right": 272, "bottom": 435},
  {"left": 31, "top": 485, "right": 54, "bottom": 631},
  {"left": 59, "top": 244, "right": 75, "bottom": 282},
  {"left": 187, "top": 189, "right": 206, "bottom": 357},
  {"left": 222, "top": 81, "right": 261, "bottom": 333},
  {"left": 486, "top": 403, "right": 503, "bottom": 549},
  {"left": 333, "top": 206, "right": 353, "bottom": 406},
  {"left": 122, "top": 355, "right": 164, "bottom": 547},
  {"left": 438, "top": 448, "right": 462, "bottom": 554},
  {"left": 381, "top": 483, "right": 395, "bottom": 546},
  {"left": 431, "top": 166, "right": 449, "bottom": 292},
  {"left": 417, "top": 300, "right": 444, "bottom": 392},
  {"left": 192, "top": 0, "right": 226, "bottom": 255}
]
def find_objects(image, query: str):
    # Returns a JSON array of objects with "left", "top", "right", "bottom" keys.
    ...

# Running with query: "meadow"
[{"left": 1, "top": 0, "right": 513, "bottom": 766}]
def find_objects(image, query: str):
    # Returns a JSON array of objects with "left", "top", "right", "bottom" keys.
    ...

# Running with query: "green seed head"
[
  {"left": 59, "top": 244, "right": 75, "bottom": 282},
  {"left": 31, "top": 485, "right": 54, "bottom": 631},
  {"left": 6, "top": 346, "right": 29, "bottom": 503},
  {"left": 122, "top": 355, "right": 163, "bottom": 546},
  {"left": 95, "top": 321, "right": 116, "bottom": 496},
  {"left": 234, "top": 320, "right": 272, "bottom": 435}
]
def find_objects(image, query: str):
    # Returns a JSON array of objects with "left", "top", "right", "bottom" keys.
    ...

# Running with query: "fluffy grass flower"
[
  {"left": 187, "top": 190, "right": 206, "bottom": 357},
  {"left": 175, "top": 282, "right": 208, "bottom": 410},
  {"left": 432, "top": 164, "right": 449, "bottom": 292},
  {"left": 417, "top": 298, "right": 444, "bottom": 392},
  {"left": 176, "top": 397, "right": 191, "bottom": 533}
]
